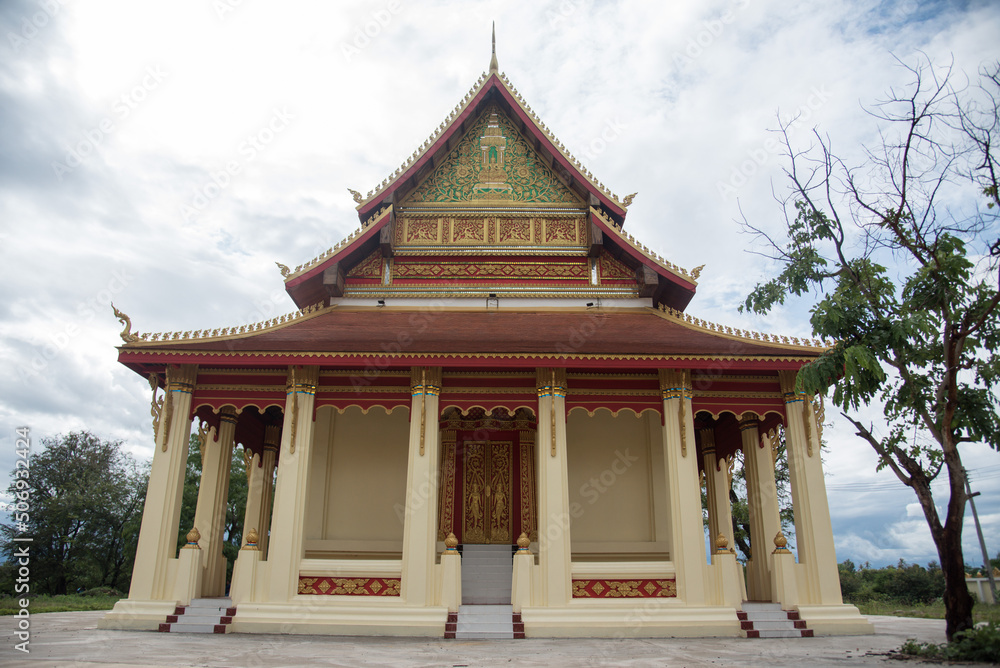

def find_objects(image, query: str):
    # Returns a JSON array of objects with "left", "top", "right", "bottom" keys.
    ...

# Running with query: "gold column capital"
[
  {"left": 535, "top": 367, "right": 567, "bottom": 394},
  {"left": 658, "top": 368, "right": 691, "bottom": 393},
  {"left": 699, "top": 426, "right": 716, "bottom": 454},
  {"left": 738, "top": 412, "right": 760, "bottom": 431}
]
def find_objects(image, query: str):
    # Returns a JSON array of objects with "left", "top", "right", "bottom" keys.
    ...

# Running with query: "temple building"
[{"left": 99, "top": 36, "right": 873, "bottom": 638}]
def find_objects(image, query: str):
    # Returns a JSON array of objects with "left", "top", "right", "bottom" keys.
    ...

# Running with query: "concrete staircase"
[
  {"left": 159, "top": 597, "right": 235, "bottom": 634},
  {"left": 447, "top": 544, "right": 522, "bottom": 639},
  {"left": 448, "top": 604, "right": 522, "bottom": 639},
  {"left": 738, "top": 602, "right": 813, "bottom": 638},
  {"left": 461, "top": 544, "right": 513, "bottom": 604}
]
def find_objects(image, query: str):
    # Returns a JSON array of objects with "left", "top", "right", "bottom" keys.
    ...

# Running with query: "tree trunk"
[{"left": 937, "top": 523, "right": 975, "bottom": 640}]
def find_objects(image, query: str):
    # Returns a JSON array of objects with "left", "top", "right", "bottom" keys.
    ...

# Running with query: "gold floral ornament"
[
  {"left": 691, "top": 264, "right": 705, "bottom": 281},
  {"left": 243, "top": 528, "right": 260, "bottom": 550},
  {"left": 111, "top": 303, "right": 139, "bottom": 343},
  {"left": 184, "top": 527, "right": 201, "bottom": 549},
  {"left": 148, "top": 373, "right": 163, "bottom": 436},
  {"left": 773, "top": 530, "right": 791, "bottom": 554},
  {"left": 347, "top": 188, "right": 364, "bottom": 204},
  {"left": 622, "top": 192, "right": 637, "bottom": 207},
  {"left": 275, "top": 262, "right": 291, "bottom": 278}
]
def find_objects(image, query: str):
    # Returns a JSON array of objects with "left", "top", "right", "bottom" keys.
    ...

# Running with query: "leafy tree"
[
  {"left": 1, "top": 431, "right": 147, "bottom": 594},
  {"left": 742, "top": 58, "right": 1000, "bottom": 639}
]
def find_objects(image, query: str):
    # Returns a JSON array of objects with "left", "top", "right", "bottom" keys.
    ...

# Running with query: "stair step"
[
  {"left": 744, "top": 611, "right": 797, "bottom": 622},
  {"left": 455, "top": 630, "right": 514, "bottom": 639},
  {"left": 756, "top": 629, "right": 810, "bottom": 638},
  {"left": 172, "top": 613, "right": 231, "bottom": 624},
  {"left": 165, "top": 622, "right": 220, "bottom": 633},
  {"left": 163, "top": 599, "right": 236, "bottom": 634},
  {"left": 739, "top": 603, "right": 813, "bottom": 639},
  {"left": 187, "top": 598, "right": 232, "bottom": 609},
  {"left": 451, "top": 604, "right": 516, "bottom": 640},
  {"left": 742, "top": 602, "right": 783, "bottom": 611}
]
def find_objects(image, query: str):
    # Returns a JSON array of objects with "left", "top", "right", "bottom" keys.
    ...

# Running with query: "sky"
[{"left": 0, "top": 0, "right": 997, "bottom": 570}]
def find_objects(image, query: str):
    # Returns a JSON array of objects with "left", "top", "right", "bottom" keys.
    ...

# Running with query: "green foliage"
[
  {"left": 899, "top": 637, "right": 941, "bottom": 658},
  {"left": 947, "top": 621, "right": 1000, "bottom": 662},
  {"left": 0, "top": 593, "right": 120, "bottom": 615},
  {"left": 839, "top": 559, "right": 944, "bottom": 605},
  {"left": 899, "top": 622, "right": 1000, "bottom": 663},
  {"left": 0, "top": 431, "right": 147, "bottom": 595}
]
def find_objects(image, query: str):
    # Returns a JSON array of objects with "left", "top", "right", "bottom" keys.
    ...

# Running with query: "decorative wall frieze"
[
  {"left": 297, "top": 576, "right": 401, "bottom": 596},
  {"left": 571, "top": 579, "right": 677, "bottom": 598}
]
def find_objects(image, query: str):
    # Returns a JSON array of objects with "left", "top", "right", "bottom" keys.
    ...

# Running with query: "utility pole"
[{"left": 964, "top": 468, "right": 997, "bottom": 604}]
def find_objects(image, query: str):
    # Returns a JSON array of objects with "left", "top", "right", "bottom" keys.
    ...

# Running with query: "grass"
[
  {"left": 853, "top": 599, "right": 1000, "bottom": 624},
  {"left": 0, "top": 594, "right": 120, "bottom": 615}
]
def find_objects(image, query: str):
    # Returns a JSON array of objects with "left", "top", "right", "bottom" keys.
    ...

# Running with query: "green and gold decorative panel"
[{"left": 405, "top": 104, "right": 583, "bottom": 206}]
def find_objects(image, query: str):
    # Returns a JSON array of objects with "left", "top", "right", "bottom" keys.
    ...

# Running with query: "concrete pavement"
[{"left": 0, "top": 611, "right": 950, "bottom": 667}]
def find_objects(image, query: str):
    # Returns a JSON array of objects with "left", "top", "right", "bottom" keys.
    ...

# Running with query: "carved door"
[{"left": 462, "top": 441, "right": 512, "bottom": 544}]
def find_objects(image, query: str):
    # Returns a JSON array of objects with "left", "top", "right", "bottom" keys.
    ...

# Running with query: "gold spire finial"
[{"left": 489, "top": 22, "right": 498, "bottom": 74}]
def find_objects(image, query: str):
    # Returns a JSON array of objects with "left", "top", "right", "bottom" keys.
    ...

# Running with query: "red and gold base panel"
[
  {"left": 571, "top": 579, "right": 677, "bottom": 598},
  {"left": 297, "top": 576, "right": 401, "bottom": 596}
]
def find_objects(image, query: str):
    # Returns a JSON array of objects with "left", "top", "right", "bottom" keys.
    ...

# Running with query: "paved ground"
[{"left": 0, "top": 611, "right": 954, "bottom": 667}]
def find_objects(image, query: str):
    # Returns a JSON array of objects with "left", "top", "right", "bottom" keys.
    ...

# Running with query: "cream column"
[
  {"left": 659, "top": 369, "right": 707, "bottom": 605},
  {"left": 266, "top": 365, "right": 319, "bottom": 602},
  {"left": 191, "top": 407, "right": 237, "bottom": 597},
  {"left": 256, "top": 427, "right": 279, "bottom": 559},
  {"left": 241, "top": 448, "right": 263, "bottom": 549},
  {"left": 400, "top": 367, "right": 442, "bottom": 606},
  {"left": 535, "top": 367, "right": 571, "bottom": 607},
  {"left": 780, "top": 370, "right": 842, "bottom": 605},
  {"left": 742, "top": 412, "right": 781, "bottom": 601},
  {"left": 128, "top": 364, "right": 198, "bottom": 601},
  {"left": 701, "top": 427, "right": 735, "bottom": 566}
]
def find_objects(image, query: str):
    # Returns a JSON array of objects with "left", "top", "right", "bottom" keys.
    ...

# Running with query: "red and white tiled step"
[
  {"left": 739, "top": 602, "right": 813, "bottom": 638},
  {"left": 159, "top": 597, "right": 235, "bottom": 634}
]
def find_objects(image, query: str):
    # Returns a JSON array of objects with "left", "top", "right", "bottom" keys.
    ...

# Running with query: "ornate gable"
[{"left": 405, "top": 105, "right": 583, "bottom": 207}]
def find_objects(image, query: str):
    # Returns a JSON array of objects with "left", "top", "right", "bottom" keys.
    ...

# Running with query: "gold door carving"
[{"left": 462, "top": 441, "right": 513, "bottom": 544}]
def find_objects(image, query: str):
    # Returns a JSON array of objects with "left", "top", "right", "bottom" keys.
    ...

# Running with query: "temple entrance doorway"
[{"left": 437, "top": 407, "right": 538, "bottom": 545}]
